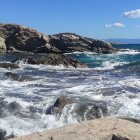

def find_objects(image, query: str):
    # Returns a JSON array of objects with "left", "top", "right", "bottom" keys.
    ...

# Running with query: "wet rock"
[
  {"left": 112, "top": 134, "right": 130, "bottom": 140},
  {"left": 53, "top": 96, "right": 73, "bottom": 109},
  {"left": 0, "top": 62, "right": 20, "bottom": 69},
  {"left": 0, "top": 129, "right": 6, "bottom": 140},
  {"left": 4, "top": 72, "right": 37, "bottom": 82},
  {"left": 8, "top": 101, "right": 22, "bottom": 111},
  {"left": 48, "top": 96, "right": 73, "bottom": 115},
  {"left": 49, "top": 96, "right": 108, "bottom": 121},
  {"left": 13, "top": 53, "right": 87, "bottom": 68}
]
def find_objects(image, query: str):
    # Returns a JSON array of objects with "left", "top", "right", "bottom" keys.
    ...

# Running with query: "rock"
[
  {"left": 0, "top": 62, "right": 20, "bottom": 69},
  {"left": 0, "top": 129, "right": 6, "bottom": 140},
  {"left": 112, "top": 134, "right": 130, "bottom": 140},
  {"left": 53, "top": 96, "right": 73, "bottom": 109},
  {"left": 0, "top": 24, "right": 117, "bottom": 54},
  {"left": 13, "top": 53, "right": 87, "bottom": 68},
  {"left": 0, "top": 24, "right": 60, "bottom": 53},
  {"left": 4, "top": 72, "right": 37, "bottom": 82},
  {"left": 49, "top": 96, "right": 108, "bottom": 121},
  {"left": 10, "top": 117, "right": 140, "bottom": 140},
  {"left": 49, "top": 33, "right": 118, "bottom": 53},
  {"left": 46, "top": 96, "right": 73, "bottom": 115},
  {"left": 90, "top": 40, "right": 117, "bottom": 54},
  {"left": 8, "top": 101, "right": 22, "bottom": 111},
  {"left": 0, "top": 37, "right": 6, "bottom": 53}
]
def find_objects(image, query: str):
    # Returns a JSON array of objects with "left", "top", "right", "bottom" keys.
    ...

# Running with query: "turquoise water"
[
  {"left": 68, "top": 44, "right": 140, "bottom": 70},
  {"left": 0, "top": 44, "right": 139, "bottom": 136}
]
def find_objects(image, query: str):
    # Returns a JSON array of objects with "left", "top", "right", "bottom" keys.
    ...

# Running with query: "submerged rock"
[
  {"left": 0, "top": 129, "right": 6, "bottom": 140},
  {"left": 4, "top": 72, "right": 37, "bottom": 82},
  {"left": 0, "top": 62, "right": 20, "bottom": 69},
  {"left": 13, "top": 53, "right": 87, "bottom": 68}
]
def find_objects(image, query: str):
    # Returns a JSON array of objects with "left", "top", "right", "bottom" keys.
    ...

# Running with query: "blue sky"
[{"left": 0, "top": 0, "right": 140, "bottom": 39}]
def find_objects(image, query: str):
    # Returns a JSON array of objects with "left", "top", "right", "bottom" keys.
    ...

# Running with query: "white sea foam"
[
  {"left": 94, "top": 61, "right": 127, "bottom": 70},
  {"left": 119, "top": 78, "right": 140, "bottom": 89},
  {"left": 117, "top": 49, "right": 140, "bottom": 55}
]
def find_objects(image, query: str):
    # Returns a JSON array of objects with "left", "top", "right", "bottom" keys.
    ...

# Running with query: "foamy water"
[{"left": 0, "top": 45, "right": 140, "bottom": 136}]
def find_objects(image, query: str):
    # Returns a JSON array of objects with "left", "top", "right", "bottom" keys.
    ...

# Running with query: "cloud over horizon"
[
  {"left": 123, "top": 9, "right": 140, "bottom": 18},
  {"left": 104, "top": 23, "right": 125, "bottom": 28}
]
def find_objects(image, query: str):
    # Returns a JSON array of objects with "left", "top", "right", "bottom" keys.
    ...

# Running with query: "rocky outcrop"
[
  {"left": 4, "top": 72, "right": 37, "bottom": 82},
  {"left": 10, "top": 117, "right": 140, "bottom": 140},
  {"left": 0, "top": 24, "right": 60, "bottom": 53},
  {"left": 0, "top": 24, "right": 117, "bottom": 54},
  {"left": 13, "top": 53, "right": 87, "bottom": 68},
  {"left": 49, "top": 33, "right": 117, "bottom": 54},
  {"left": 47, "top": 96, "right": 108, "bottom": 121},
  {"left": 0, "top": 62, "right": 20, "bottom": 69}
]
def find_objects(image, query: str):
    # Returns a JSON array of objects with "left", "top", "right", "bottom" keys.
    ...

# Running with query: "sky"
[{"left": 0, "top": 0, "right": 140, "bottom": 39}]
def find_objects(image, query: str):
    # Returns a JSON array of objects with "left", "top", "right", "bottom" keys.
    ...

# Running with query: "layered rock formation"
[
  {"left": 13, "top": 53, "right": 87, "bottom": 68},
  {"left": 10, "top": 117, "right": 140, "bottom": 140},
  {"left": 0, "top": 24, "right": 117, "bottom": 54}
]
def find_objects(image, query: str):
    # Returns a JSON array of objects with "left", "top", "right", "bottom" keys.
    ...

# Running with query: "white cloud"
[
  {"left": 123, "top": 9, "right": 140, "bottom": 18},
  {"left": 104, "top": 23, "right": 125, "bottom": 28},
  {"left": 136, "top": 25, "right": 140, "bottom": 29}
]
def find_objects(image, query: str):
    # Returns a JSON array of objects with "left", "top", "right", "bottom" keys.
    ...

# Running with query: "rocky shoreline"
[
  {"left": 0, "top": 24, "right": 138, "bottom": 140},
  {"left": 0, "top": 24, "right": 118, "bottom": 68},
  {"left": 8, "top": 117, "right": 140, "bottom": 140}
]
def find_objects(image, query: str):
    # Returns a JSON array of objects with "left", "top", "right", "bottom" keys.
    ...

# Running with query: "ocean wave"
[
  {"left": 93, "top": 61, "right": 128, "bottom": 70},
  {"left": 117, "top": 49, "right": 140, "bottom": 55}
]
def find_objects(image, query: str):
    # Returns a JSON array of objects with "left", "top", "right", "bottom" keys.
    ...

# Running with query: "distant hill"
[{"left": 106, "top": 39, "right": 140, "bottom": 44}]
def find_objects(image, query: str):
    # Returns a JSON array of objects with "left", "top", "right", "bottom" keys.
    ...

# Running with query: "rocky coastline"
[
  {"left": 0, "top": 24, "right": 138, "bottom": 140},
  {"left": 0, "top": 23, "right": 118, "bottom": 68},
  {"left": 8, "top": 117, "right": 140, "bottom": 140}
]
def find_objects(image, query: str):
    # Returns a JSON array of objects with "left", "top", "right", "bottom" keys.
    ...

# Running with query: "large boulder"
[{"left": 13, "top": 53, "right": 87, "bottom": 68}]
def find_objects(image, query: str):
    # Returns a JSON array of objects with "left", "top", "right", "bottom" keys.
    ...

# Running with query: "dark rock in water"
[
  {"left": 112, "top": 134, "right": 130, "bottom": 140},
  {"left": 8, "top": 101, "right": 22, "bottom": 111},
  {"left": 13, "top": 53, "right": 87, "bottom": 68},
  {"left": 53, "top": 96, "right": 73, "bottom": 109},
  {"left": 0, "top": 129, "right": 6, "bottom": 140},
  {"left": 0, "top": 62, "right": 20, "bottom": 69},
  {"left": 47, "top": 96, "right": 73, "bottom": 115},
  {"left": 4, "top": 72, "right": 37, "bottom": 81},
  {"left": 0, "top": 24, "right": 117, "bottom": 54},
  {"left": 49, "top": 96, "right": 108, "bottom": 121},
  {"left": 5, "top": 133, "right": 15, "bottom": 139}
]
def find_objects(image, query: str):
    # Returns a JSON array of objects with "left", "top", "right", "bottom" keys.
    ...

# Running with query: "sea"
[{"left": 0, "top": 44, "right": 139, "bottom": 136}]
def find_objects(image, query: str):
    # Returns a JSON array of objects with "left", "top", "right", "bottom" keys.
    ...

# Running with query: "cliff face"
[{"left": 0, "top": 24, "right": 117, "bottom": 54}]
